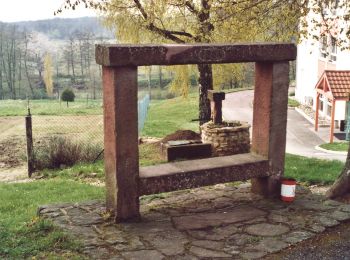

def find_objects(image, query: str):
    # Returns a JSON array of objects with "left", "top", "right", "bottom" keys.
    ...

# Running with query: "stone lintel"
[
  {"left": 139, "top": 153, "right": 269, "bottom": 195},
  {"left": 96, "top": 43, "right": 297, "bottom": 67}
]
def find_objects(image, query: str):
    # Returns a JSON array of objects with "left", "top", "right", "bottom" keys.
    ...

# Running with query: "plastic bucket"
[{"left": 281, "top": 178, "right": 296, "bottom": 202}]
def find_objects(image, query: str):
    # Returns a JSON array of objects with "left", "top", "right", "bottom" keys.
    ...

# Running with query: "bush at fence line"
[
  {"left": 34, "top": 136, "right": 102, "bottom": 170},
  {"left": 61, "top": 88, "right": 75, "bottom": 107}
]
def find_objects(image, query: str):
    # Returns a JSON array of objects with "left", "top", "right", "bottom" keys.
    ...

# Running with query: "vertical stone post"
[
  {"left": 208, "top": 90, "right": 225, "bottom": 124},
  {"left": 25, "top": 114, "right": 34, "bottom": 177},
  {"left": 251, "top": 62, "right": 290, "bottom": 197},
  {"left": 315, "top": 92, "right": 320, "bottom": 131},
  {"left": 330, "top": 99, "right": 336, "bottom": 143},
  {"left": 103, "top": 66, "right": 140, "bottom": 222}
]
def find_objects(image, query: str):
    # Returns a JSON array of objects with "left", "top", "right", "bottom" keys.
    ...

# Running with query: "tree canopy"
[
  {"left": 58, "top": 0, "right": 350, "bottom": 199},
  {"left": 57, "top": 0, "right": 350, "bottom": 123}
]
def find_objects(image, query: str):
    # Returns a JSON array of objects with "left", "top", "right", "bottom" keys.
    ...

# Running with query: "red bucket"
[{"left": 281, "top": 178, "right": 296, "bottom": 202}]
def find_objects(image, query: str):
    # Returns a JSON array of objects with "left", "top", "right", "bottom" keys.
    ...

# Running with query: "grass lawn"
[
  {"left": 319, "top": 142, "right": 349, "bottom": 152},
  {"left": 1, "top": 93, "right": 345, "bottom": 258},
  {"left": 0, "top": 180, "right": 104, "bottom": 259},
  {"left": 288, "top": 98, "right": 300, "bottom": 108},
  {"left": 0, "top": 98, "right": 103, "bottom": 116},
  {"left": 284, "top": 154, "right": 343, "bottom": 185},
  {"left": 142, "top": 94, "right": 198, "bottom": 137}
]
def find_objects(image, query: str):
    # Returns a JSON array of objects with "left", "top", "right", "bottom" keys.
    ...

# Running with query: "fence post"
[{"left": 25, "top": 106, "right": 34, "bottom": 177}]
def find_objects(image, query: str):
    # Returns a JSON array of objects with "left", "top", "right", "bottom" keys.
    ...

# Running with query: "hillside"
[{"left": 12, "top": 17, "right": 114, "bottom": 40}]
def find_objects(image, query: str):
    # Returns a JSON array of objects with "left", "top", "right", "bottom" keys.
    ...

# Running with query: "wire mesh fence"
[{"left": 29, "top": 93, "right": 150, "bottom": 169}]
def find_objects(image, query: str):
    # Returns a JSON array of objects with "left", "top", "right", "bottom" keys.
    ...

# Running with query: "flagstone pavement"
[{"left": 38, "top": 183, "right": 350, "bottom": 259}]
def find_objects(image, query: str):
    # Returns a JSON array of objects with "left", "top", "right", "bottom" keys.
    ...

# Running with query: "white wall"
[
  {"left": 336, "top": 49, "right": 350, "bottom": 69},
  {"left": 335, "top": 100, "right": 346, "bottom": 121},
  {"left": 295, "top": 39, "right": 319, "bottom": 106}
]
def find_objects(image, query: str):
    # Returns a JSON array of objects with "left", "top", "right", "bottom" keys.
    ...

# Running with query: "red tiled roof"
[{"left": 325, "top": 70, "right": 350, "bottom": 99}]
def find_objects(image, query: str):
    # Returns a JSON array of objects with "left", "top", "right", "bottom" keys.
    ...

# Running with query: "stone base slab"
[{"left": 39, "top": 184, "right": 350, "bottom": 259}]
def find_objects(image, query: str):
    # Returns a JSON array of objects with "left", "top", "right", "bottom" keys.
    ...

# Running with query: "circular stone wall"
[{"left": 200, "top": 121, "right": 250, "bottom": 157}]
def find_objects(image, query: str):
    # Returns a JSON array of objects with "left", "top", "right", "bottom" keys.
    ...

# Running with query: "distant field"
[{"left": 0, "top": 99, "right": 103, "bottom": 117}]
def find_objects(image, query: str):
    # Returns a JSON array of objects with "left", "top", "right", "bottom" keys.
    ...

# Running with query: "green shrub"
[
  {"left": 34, "top": 136, "right": 102, "bottom": 170},
  {"left": 61, "top": 88, "right": 75, "bottom": 107}
]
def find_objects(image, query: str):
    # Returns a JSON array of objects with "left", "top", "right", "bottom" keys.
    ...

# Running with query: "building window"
[
  {"left": 319, "top": 95, "right": 324, "bottom": 112},
  {"left": 330, "top": 36, "right": 337, "bottom": 61},
  {"left": 327, "top": 103, "right": 332, "bottom": 117},
  {"left": 331, "top": 0, "right": 340, "bottom": 15},
  {"left": 319, "top": 35, "right": 337, "bottom": 62},
  {"left": 319, "top": 36, "right": 328, "bottom": 59}
]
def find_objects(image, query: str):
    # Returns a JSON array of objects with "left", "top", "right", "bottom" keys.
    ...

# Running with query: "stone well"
[{"left": 201, "top": 120, "right": 250, "bottom": 157}]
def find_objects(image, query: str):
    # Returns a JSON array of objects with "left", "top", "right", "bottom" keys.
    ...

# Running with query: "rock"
[
  {"left": 240, "top": 250, "right": 268, "bottom": 259},
  {"left": 330, "top": 210, "right": 350, "bottom": 221},
  {"left": 289, "top": 199, "right": 334, "bottom": 211},
  {"left": 255, "top": 238, "right": 289, "bottom": 253},
  {"left": 121, "top": 250, "right": 165, "bottom": 260},
  {"left": 323, "top": 200, "right": 343, "bottom": 207},
  {"left": 143, "top": 231, "right": 188, "bottom": 256},
  {"left": 227, "top": 233, "right": 256, "bottom": 246},
  {"left": 114, "top": 235, "right": 145, "bottom": 251},
  {"left": 187, "top": 225, "right": 238, "bottom": 241},
  {"left": 308, "top": 224, "right": 326, "bottom": 233},
  {"left": 189, "top": 246, "right": 232, "bottom": 258},
  {"left": 172, "top": 206, "right": 266, "bottom": 230},
  {"left": 339, "top": 204, "right": 350, "bottom": 213},
  {"left": 191, "top": 240, "right": 225, "bottom": 250},
  {"left": 318, "top": 216, "right": 340, "bottom": 227},
  {"left": 246, "top": 223, "right": 290, "bottom": 237},
  {"left": 268, "top": 213, "right": 289, "bottom": 223},
  {"left": 71, "top": 212, "right": 104, "bottom": 226},
  {"left": 223, "top": 245, "right": 241, "bottom": 255},
  {"left": 283, "top": 231, "right": 313, "bottom": 244}
]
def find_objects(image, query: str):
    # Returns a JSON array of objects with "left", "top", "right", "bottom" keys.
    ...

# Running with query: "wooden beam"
[{"left": 330, "top": 99, "right": 336, "bottom": 143}]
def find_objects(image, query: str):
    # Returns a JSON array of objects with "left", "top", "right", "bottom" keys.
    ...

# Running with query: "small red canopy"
[
  {"left": 315, "top": 70, "right": 350, "bottom": 101},
  {"left": 315, "top": 70, "right": 350, "bottom": 143}
]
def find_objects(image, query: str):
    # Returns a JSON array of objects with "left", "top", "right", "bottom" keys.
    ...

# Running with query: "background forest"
[{"left": 0, "top": 17, "right": 113, "bottom": 100}]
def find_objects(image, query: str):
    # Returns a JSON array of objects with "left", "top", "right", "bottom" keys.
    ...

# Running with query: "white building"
[{"left": 295, "top": 1, "right": 350, "bottom": 125}]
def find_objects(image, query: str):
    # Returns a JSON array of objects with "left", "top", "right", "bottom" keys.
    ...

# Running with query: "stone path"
[{"left": 38, "top": 183, "right": 350, "bottom": 259}]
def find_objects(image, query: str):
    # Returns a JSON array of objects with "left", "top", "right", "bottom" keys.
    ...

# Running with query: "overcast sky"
[{"left": 0, "top": 0, "right": 97, "bottom": 22}]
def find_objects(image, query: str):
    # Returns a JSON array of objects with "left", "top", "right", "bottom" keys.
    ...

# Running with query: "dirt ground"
[
  {"left": 0, "top": 115, "right": 103, "bottom": 183},
  {"left": 0, "top": 117, "right": 27, "bottom": 181},
  {"left": 0, "top": 137, "right": 25, "bottom": 168}
]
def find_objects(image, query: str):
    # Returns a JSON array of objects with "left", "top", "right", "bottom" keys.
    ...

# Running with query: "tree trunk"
[
  {"left": 197, "top": 64, "right": 213, "bottom": 125},
  {"left": 326, "top": 143, "right": 350, "bottom": 199}
]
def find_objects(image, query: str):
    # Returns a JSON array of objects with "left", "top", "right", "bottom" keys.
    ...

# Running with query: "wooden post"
[
  {"left": 251, "top": 61, "right": 290, "bottom": 198},
  {"left": 208, "top": 91, "right": 225, "bottom": 124},
  {"left": 102, "top": 66, "right": 140, "bottom": 222},
  {"left": 315, "top": 93, "right": 320, "bottom": 131},
  {"left": 25, "top": 113, "right": 34, "bottom": 177},
  {"left": 330, "top": 99, "right": 336, "bottom": 143}
]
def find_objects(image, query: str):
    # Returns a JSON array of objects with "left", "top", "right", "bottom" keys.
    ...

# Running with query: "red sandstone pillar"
[
  {"left": 251, "top": 61, "right": 290, "bottom": 198},
  {"left": 103, "top": 66, "right": 140, "bottom": 222}
]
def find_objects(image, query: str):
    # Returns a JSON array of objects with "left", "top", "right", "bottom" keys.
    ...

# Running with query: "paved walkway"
[
  {"left": 222, "top": 90, "right": 346, "bottom": 162},
  {"left": 39, "top": 183, "right": 350, "bottom": 259}
]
